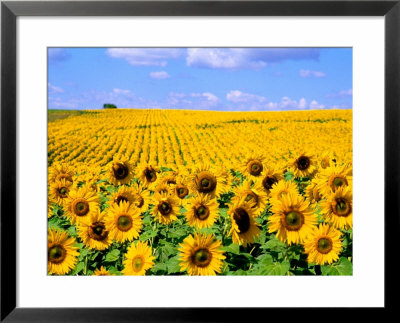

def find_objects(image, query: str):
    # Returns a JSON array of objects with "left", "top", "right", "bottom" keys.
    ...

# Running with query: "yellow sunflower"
[
  {"left": 231, "top": 179, "right": 268, "bottom": 215},
  {"left": 241, "top": 155, "right": 265, "bottom": 180},
  {"left": 131, "top": 182, "right": 151, "bottom": 212},
  {"left": 152, "top": 192, "right": 180, "bottom": 225},
  {"left": 228, "top": 200, "right": 260, "bottom": 246},
  {"left": 174, "top": 180, "right": 190, "bottom": 204},
  {"left": 136, "top": 163, "right": 160, "bottom": 189},
  {"left": 48, "top": 163, "right": 74, "bottom": 184},
  {"left": 64, "top": 187, "right": 100, "bottom": 224},
  {"left": 185, "top": 194, "right": 219, "bottom": 229},
  {"left": 289, "top": 151, "right": 317, "bottom": 178},
  {"left": 305, "top": 179, "right": 323, "bottom": 205},
  {"left": 93, "top": 266, "right": 112, "bottom": 276},
  {"left": 49, "top": 178, "right": 72, "bottom": 205},
  {"left": 321, "top": 186, "right": 353, "bottom": 229},
  {"left": 189, "top": 164, "right": 230, "bottom": 198},
  {"left": 316, "top": 164, "right": 353, "bottom": 198},
  {"left": 303, "top": 224, "right": 343, "bottom": 265},
  {"left": 268, "top": 193, "right": 317, "bottom": 245},
  {"left": 48, "top": 229, "right": 79, "bottom": 275},
  {"left": 259, "top": 168, "right": 283, "bottom": 196},
  {"left": 154, "top": 182, "right": 173, "bottom": 196},
  {"left": 110, "top": 186, "right": 136, "bottom": 206},
  {"left": 178, "top": 233, "right": 226, "bottom": 276},
  {"left": 269, "top": 179, "right": 299, "bottom": 206},
  {"left": 122, "top": 241, "right": 155, "bottom": 275},
  {"left": 108, "top": 158, "right": 134, "bottom": 186},
  {"left": 77, "top": 211, "right": 112, "bottom": 250},
  {"left": 105, "top": 201, "right": 142, "bottom": 243}
]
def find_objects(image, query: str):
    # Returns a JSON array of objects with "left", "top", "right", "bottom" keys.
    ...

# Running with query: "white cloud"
[
  {"left": 309, "top": 100, "right": 325, "bottom": 109},
  {"left": 298, "top": 98, "right": 307, "bottom": 109},
  {"left": 226, "top": 90, "right": 267, "bottom": 104},
  {"left": 299, "top": 69, "right": 326, "bottom": 78},
  {"left": 279, "top": 96, "right": 299, "bottom": 109},
  {"left": 149, "top": 71, "right": 171, "bottom": 79},
  {"left": 48, "top": 83, "right": 64, "bottom": 94},
  {"left": 112, "top": 88, "right": 132, "bottom": 95},
  {"left": 106, "top": 48, "right": 183, "bottom": 66}
]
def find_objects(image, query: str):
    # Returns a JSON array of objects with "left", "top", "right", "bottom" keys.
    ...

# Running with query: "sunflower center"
[
  {"left": 158, "top": 201, "right": 172, "bottom": 216},
  {"left": 262, "top": 175, "right": 277, "bottom": 192},
  {"left": 59, "top": 187, "right": 68, "bottom": 197},
  {"left": 132, "top": 256, "right": 144, "bottom": 272},
  {"left": 48, "top": 245, "right": 66, "bottom": 264},
  {"left": 115, "top": 195, "right": 129, "bottom": 205},
  {"left": 244, "top": 191, "right": 259, "bottom": 208},
  {"left": 195, "top": 205, "right": 210, "bottom": 220},
  {"left": 113, "top": 163, "right": 129, "bottom": 180},
  {"left": 176, "top": 186, "right": 189, "bottom": 199},
  {"left": 144, "top": 168, "right": 157, "bottom": 183},
  {"left": 332, "top": 198, "right": 352, "bottom": 217},
  {"left": 89, "top": 222, "right": 108, "bottom": 241},
  {"left": 330, "top": 176, "right": 348, "bottom": 192},
  {"left": 297, "top": 156, "right": 310, "bottom": 171},
  {"left": 317, "top": 237, "right": 333, "bottom": 254},
  {"left": 192, "top": 248, "right": 212, "bottom": 267},
  {"left": 117, "top": 215, "right": 133, "bottom": 232},
  {"left": 73, "top": 199, "right": 90, "bottom": 216},
  {"left": 135, "top": 196, "right": 144, "bottom": 208},
  {"left": 283, "top": 211, "right": 304, "bottom": 231},
  {"left": 248, "top": 160, "right": 263, "bottom": 176},
  {"left": 197, "top": 172, "right": 217, "bottom": 194},
  {"left": 233, "top": 208, "right": 250, "bottom": 233}
]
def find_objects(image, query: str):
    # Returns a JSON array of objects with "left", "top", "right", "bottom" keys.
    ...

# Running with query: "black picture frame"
[{"left": 1, "top": 0, "right": 398, "bottom": 321}]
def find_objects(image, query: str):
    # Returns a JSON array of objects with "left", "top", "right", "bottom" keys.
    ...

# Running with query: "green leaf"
[
  {"left": 263, "top": 238, "right": 287, "bottom": 251},
  {"left": 167, "top": 256, "right": 182, "bottom": 274},
  {"left": 70, "top": 261, "right": 85, "bottom": 275},
  {"left": 105, "top": 249, "right": 120, "bottom": 262},
  {"left": 321, "top": 257, "right": 353, "bottom": 276},
  {"left": 259, "top": 260, "right": 290, "bottom": 275},
  {"left": 222, "top": 243, "right": 240, "bottom": 255},
  {"left": 139, "top": 230, "right": 158, "bottom": 241},
  {"left": 151, "top": 263, "right": 167, "bottom": 274}
]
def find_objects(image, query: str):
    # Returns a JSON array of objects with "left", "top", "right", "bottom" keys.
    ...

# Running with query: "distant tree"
[{"left": 103, "top": 103, "right": 117, "bottom": 109}]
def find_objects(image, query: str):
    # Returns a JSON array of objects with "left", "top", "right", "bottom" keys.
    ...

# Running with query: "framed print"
[{"left": 1, "top": 0, "right": 399, "bottom": 321}]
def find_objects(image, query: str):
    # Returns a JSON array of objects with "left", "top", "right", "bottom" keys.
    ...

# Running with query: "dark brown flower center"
[
  {"left": 233, "top": 208, "right": 250, "bottom": 233},
  {"left": 244, "top": 190, "right": 259, "bottom": 208},
  {"left": 132, "top": 256, "right": 144, "bottom": 272},
  {"left": 135, "top": 195, "right": 144, "bottom": 208},
  {"left": 144, "top": 168, "right": 157, "bottom": 183},
  {"left": 282, "top": 211, "right": 304, "bottom": 231},
  {"left": 48, "top": 245, "right": 66, "bottom": 264},
  {"left": 113, "top": 163, "right": 129, "bottom": 180},
  {"left": 332, "top": 198, "right": 352, "bottom": 217},
  {"left": 114, "top": 195, "right": 129, "bottom": 205},
  {"left": 195, "top": 205, "right": 210, "bottom": 220},
  {"left": 176, "top": 185, "right": 189, "bottom": 199},
  {"left": 197, "top": 171, "right": 217, "bottom": 194},
  {"left": 330, "top": 176, "right": 348, "bottom": 192},
  {"left": 262, "top": 175, "right": 277, "bottom": 192},
  {"left": 88, "top": 222, "right": 109, "bottom": 241},
  {"left": 296, "top": 156, "right": 311, "bottom": 171},
  {"left": 248, "top": 160, "right": 263, "bottom": 176},
  {"left": 117, "top": 215, "right": 133, "bottom": 231},
  {"left": 73, "top": 199, "right": 90, "bottom": 216},
  {"left": 158, "top": 201, "right": 172, "bottom": 216},
  {"left": 191, "top": 248, "right": 212, "bottom": 267},
  {"left": 58, "top": 187, "right": 68, "bottom": 197},
  {"left": 317, "top": 237, "right": 333, "bottom": 254}
]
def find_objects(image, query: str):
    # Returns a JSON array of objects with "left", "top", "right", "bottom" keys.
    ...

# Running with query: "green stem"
[{"left": 83, "top": 255, "right": 88, "bottom": 275}]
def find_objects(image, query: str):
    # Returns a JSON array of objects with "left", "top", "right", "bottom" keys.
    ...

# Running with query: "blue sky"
[{"left": 48, "top": 47, "right": 352, "bottom": 111}]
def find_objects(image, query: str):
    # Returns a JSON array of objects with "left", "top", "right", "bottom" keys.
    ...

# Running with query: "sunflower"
[
  {"left": 228, "top": 200, "right": 260, "bottom": 246},
  {"left": 154, "top": 182, "right": 173, "bottom": 196},
  {"left": 105, "top": 201, "right": 142, "bottom": 243},
  {"left": 93, "top": 266, "right": 112, "bottom": 276},
  {"left": 189, "top": 164, "right": 230, "bottom": 198},
  {"left": 152, "top": 192, "right": 180, "bottom": 225},
  {"left": 185, "top": 194, "right": 219, "bottom": 229},
  {"left": 231, "top": 179, "right": 268, "bottom": 215},
  {"left": 303, "top": 224, "right": 343, "bottom": 265},
  {"left": 174, "top": 180, "right": 190, "bottom": 204},
  {"left": 110, "top": 186, "right": 136, "bottom": 206},
  {"left": 289, "top": 151, "right": 317, "bottom": 178},
  {"left": 48, "top": 229, "right": 79, "bottom": 275},
  {"left": 131, "top": 184, "right": 151, "bottom": 213},
  {"left": 77, "top": 211, "right": 112, "bottom": 250},
  {"left": 122, "top": 241, "right": 155, "bottom": 275},
  {"left": 108, "top": 158, "right": 134, "bottom": 186},
  {"left": 268, "top": 193, "right": 317, "bottom": 245},
  {"left": 321, "top": 186, "right": 352, "bottom": 229},
  {"left": 305, "top": 180, "right": 322, "bottom": 205},
  {"left": 178, "top": 233, "right": 225, "bottom": 276},
  {"left": 269, "top": 179, "right": 299, "bottom": 206},
  {"left": 259, "top": 168, "right": 283, "bottom": 196},
  {"left": 49, "top": 179, "right": 72, "bottom": 205},
  {"left": 241, "top": 155, "right": 265, "bottom": 179},
  {"left": 137, "top": 163, "right": 160, "bottom": 189},
  {"left": 316, "top": 164, "right": 353, "bottom": 198},
  {"left": 64, "top": 187, "right": 100, "bottom": 224},
  {"left": 48, "top": 163, "right": 74, "bottom": 184}
]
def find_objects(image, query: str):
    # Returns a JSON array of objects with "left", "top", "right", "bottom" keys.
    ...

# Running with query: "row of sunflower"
[{"left": 48, "top": 147, "right": 353, "bottom": 276}]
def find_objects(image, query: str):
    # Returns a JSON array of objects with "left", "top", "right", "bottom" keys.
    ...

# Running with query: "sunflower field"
[{"left": 48, "top": 109, "right": 353, "bottom": 276}]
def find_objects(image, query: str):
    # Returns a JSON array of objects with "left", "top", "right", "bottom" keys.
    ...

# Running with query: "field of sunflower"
[{"left": 48, "top": 108, "right": 353, "bottom": 276}]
